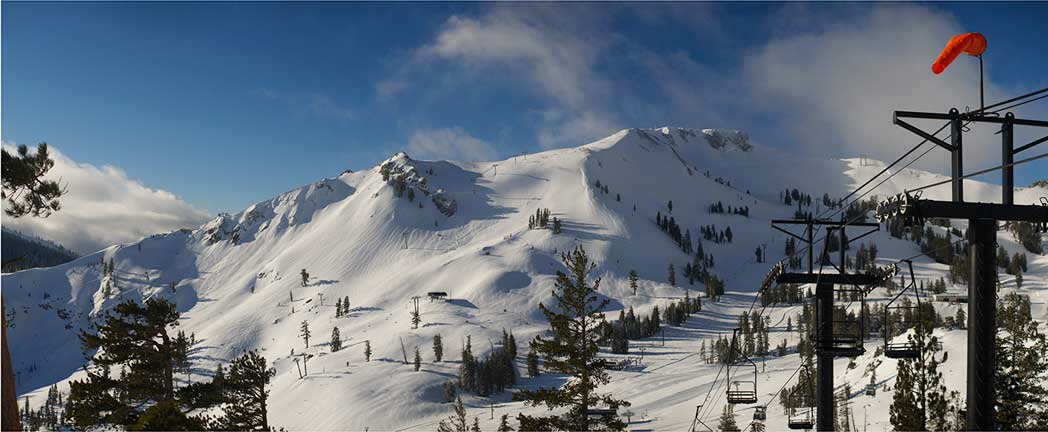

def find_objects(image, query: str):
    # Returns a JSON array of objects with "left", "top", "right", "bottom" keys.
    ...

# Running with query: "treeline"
[
  {"left": 456, "top": 330, "right": 518, "bottom": 397},
  {"left": 707, "top": 201, "right": 750, "bottom": 217},
  {"left": 528, "top": 208, "right": 560, "bottom": 233},
  {"left": 600, "top": 294, "right": 702, "bottom": 355},
  {"left": 1, "top": 229, "right": 78, "bottom": 272}
]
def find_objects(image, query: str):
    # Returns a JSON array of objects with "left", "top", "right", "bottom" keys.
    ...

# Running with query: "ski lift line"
[
  {"left": 905, "top": 151, "right": 1048, "bottom": 194},
  {"left": 695, "top": 359, "right": 728, "bottom": 421},
  {"left": 972, "top": 86, "right": 1048, "bottom": 115},
  {"left": 743, "top": 361, "right": 806, "bottom": 432},
  {"left": 993, "top": 92, "right": 1048, "bottom": 114},
  {"left": 820, "top": 87, "right": 1045, "bottom": 226}
]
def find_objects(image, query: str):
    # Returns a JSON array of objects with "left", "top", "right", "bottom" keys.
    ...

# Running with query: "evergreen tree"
[
  {"left": 1, "top": 143, "right": 63, "bottom": 217},
  {"left": 414, "top": 347, "right": 422, "bottom": 372},
  {"left": 335, "top": 298, "right": 342, "bottom": 318},
  {"left": 628, "top": 270, "right": 638, "bottom": 295},
  {"left": 436, "top": 396, "right": 470, "bottom": 432},
  {"left": 67, "top": 298, "right": 198, "bottom": 429},
  {"left": 996, "top": 293, "right": 1048, "bottom": 430},
  {"left": 471, "top": 417, "right": 482, "bottom": 432},
  {"left": 300, "top": 321, "right": 311, "bottom": 348},
  {"left": 434, "top": 334, "right": 444, "bottom": 362},
  {"left": 219, "top": 350, "right": 275, "bottom": 431},
  {"left": 343, "top": 296, "right": 351, "bottom": 315},
  {"left": 364, "top": 340, "right": 372, "bottom": 362},
  {"left": 717, "top": 405, "right": 740, "bottom": 432},
  {"left": 497, "top": 413, "right": 514, "bottom": 432},
  {"left": 527, "top": 341, "right": 540, "bottom": 378},
  {"left": 668, "top": 263, "right": 676, "bottom": 287},
  {"left": 330, "top": 327, "right": 342, "bottom": 352},
  {"left": 516, "top": 246, "right": 630, "bottom": 431}
]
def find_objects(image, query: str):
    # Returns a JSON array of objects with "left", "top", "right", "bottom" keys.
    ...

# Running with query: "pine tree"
[
  {"left": 516, "top": 246, "right": 630, "bottom": 431},
  {"left": 67, "top": 298, "right": 200, "bottom": 429},
  {"left": 335, "top": 298, "right": 343, "bottom": 318},
  {"left": 628, "top": 270, "right": 638, "bottom": 295},
  {"left": 668, "top": 263, "right": 676, "bottom": 287},
  {"left": 364, "top": 340, "right": 372, "bottom": 362},
  {"left": 527, "top": 341, "right": 540, "bottom": 378},
  {"left": 437, "top": 396, "right": 470, "bottom": 432},
  {"left": 1, "top": 143, "right": 63, "bottom": 217},
  {"left": 414, "top": 347, "right": 422, "bottom": 372},
  {"left": 330, "top": 327, "right": 342, "bottom": 352},
  {"left": 471, "top": 417, "right": 482, "bottom": 432},
  {"left": 218, "top": 350, "right": 275, "bottom": 431},
  {"left": 996, "top": 293, "right": 1048, "bottom": 430},
  {"left": 343, "top": 296, "right": 351, "bottom": 315},
  {"left": 717, "top": 405, "right": 740, "bottom": 432},
  {"left": 434, "top": 334, "right": 444, "bottom": 362},
  {"left": 497, "top": 413, "right": 513, "bottom": 432},
  {"left": 300, "top": 321, "right": 311, "bottom": 348}
]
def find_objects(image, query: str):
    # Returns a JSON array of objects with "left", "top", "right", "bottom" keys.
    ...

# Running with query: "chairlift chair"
[
  {"left": 752, "top": 406, "right": 766, "bottom": 421},
  {"left": 725, "top": 329, "right": 759, "bottom": 405},
  {"left": 818, "top": 285, "right": 866, "bottom": 357},
  {"left": 884, "top": 260, "right": 923, "bottom": 359},
  {"left": 865, "top": 383, "right": 877, "bottom": 396},
  {"left": 788, "top": 409, "right": 815, "bottom": 430},
  {"left": 786, "top": 366, "right": 816, "bottom": 430}
]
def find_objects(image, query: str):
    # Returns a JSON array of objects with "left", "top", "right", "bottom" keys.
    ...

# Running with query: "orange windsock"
[{"left": 932, "top": 32, "right": 987, "bottom": 74}]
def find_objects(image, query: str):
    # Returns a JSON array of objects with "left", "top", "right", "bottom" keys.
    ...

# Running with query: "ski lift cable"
[
  {"left": 906, "top": 151, "right": 1048, "bottom": 194},
  {"left": 743, "top": 360, "right": 806, "bottom": 431},
  {"left": 822, "top": 86, "right": 1047, "bottom": 226}
]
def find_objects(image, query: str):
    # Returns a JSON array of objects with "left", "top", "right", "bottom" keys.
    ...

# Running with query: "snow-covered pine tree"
[
  {"left": 497, "top": 413, "right": 513, "bottom": 432},
  {"left": 414, "top": 347, "right": 422, "bottom": 372},
  {"left": 717, "top": 405, "right": 739, "bottom": 431},
  {"left": 433, "top": 334, "right": 444, "bottom": 362},
  {"left": 300, "top": 321, "right": 311, "bottom": 348},
  {"left": 668, "top": 263, "right": 676, "bottom": 287},
  {"left": 515, "top": 246, "right": 630, "bottom": 431},
  {"left": 330, "top": 327, "right": 341, "bottom": 352},
  {"left": 335, "top": 298, "right": 342, "bottom": 318},
  {"left": 364, "top": 340, "right": 372, "bottom": 362}
]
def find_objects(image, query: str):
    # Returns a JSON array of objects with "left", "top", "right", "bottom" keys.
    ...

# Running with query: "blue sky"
[{"left": 3, "top": 2, "right": 1047, "bottom": 216}]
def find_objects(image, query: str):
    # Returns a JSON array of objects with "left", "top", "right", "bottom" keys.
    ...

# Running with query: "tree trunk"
[{"left": 2, "top": 311, "right": 21, "bottom": 431}]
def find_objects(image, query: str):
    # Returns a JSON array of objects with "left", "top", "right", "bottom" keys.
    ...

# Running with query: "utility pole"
[{"left": 881, "top": 107, "right": 1048, "bottom": 431}]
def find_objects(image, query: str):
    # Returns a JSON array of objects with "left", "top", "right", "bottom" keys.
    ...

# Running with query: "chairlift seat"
[
  {"left": 885, "top": 344, "right": 920, "bottom": 359},
  {"left": 788, "top": 413, "right": 815, "bottom": 430},
  {"left": 865, "top": 383, "right": 877, "bottom": 396},
  {"left": 726, "top": 389, "right": 758, "bottom": 404},
  {"left": 752, "top": 406, "right": 767, "bottom": 421}
]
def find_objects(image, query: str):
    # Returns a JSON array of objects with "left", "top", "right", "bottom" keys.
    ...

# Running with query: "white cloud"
[
  {"left": 412, "top": 5, "right": 623, "bottom": 149},
  {"left": 2, "top": 143, "right": 211, "bottom": 255},
  {"left": 740, "top": 4, "right": 1046, "bottom": 170},
  {"left": 407, "top": 127, "right": 499, "bottom": 162}
]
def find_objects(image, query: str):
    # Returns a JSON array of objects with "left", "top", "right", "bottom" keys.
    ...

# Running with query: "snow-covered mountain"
[{"left": 4, "top": 127, "right": 1046, "bottom": 430}]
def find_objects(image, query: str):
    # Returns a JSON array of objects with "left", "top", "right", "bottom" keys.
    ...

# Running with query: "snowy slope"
[{"left": 3, "top": 127, "right": 1046, "bottom": 430}]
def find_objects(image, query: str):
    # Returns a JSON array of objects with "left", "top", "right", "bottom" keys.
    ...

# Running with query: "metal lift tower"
[
  {"left": 878, "top": 108, "right": 1048, "bottom": 431},
  {"left": 771, "top": 218, "right": 892, "bottom": 431}
]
